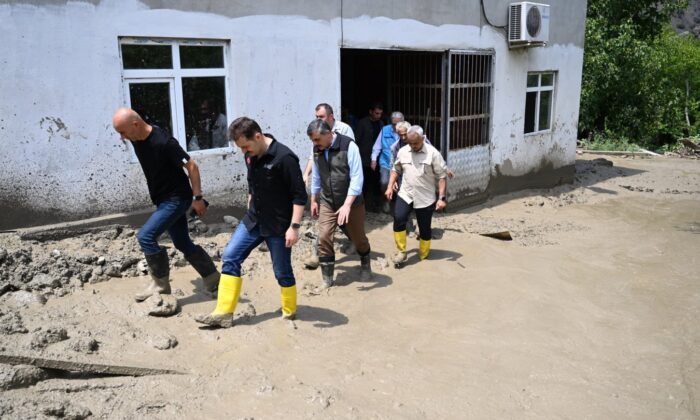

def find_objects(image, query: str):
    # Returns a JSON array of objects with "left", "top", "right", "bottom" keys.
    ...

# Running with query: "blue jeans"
[
  {"left": 222, "top": 223, "right": 295, "bottom": 287},
  {"left": 137, "top": 197, "right": 196, "bottom": 256}
]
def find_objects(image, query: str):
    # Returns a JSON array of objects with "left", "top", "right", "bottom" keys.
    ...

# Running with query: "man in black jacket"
[
  {"left": 354, "top": 102, "right": 384, "bottom": 211},
  {"left": 112, "top": 108, "right": 220, "bottom": 302},
  {"left": 196, "top": 117, "right": 307, "bottom": 328}
]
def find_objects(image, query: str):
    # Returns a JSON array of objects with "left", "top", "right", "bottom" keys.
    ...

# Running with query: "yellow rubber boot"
[
  {"left": 394, "top": 231, "right": 407, "bottom": 252},
  {"left": 280, "top": 285, "right": 297, "bottom": 320},
  {"left": 419, "top": 239, "right": 431, "bottom": 260},
  {"left": 392, "top": 231, "right": 407, "bottom": 266},
  {"left": 195, "top": 274, "right": 242, "bottom": 328}
]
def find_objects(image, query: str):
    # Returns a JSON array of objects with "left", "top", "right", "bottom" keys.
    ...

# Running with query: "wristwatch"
[
  {"left": 439, "top": 196, "right": 447, "bottom": 202},
  {"left": 194, "top": 195, "right": 203, "bottom": 201},
  {"left": 291, "top": 223, "right": 301, "bottom": 229}
]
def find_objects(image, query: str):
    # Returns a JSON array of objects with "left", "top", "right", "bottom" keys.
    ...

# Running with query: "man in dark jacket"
[
  {"left": 112, "top": 108, "right": 220, "bottom": 302},
  {"left": 354, "top": 102, "right": 384, "bottom": 211},
  {"left": 196, "top": 117, "right": 307, "bottom": 328}
]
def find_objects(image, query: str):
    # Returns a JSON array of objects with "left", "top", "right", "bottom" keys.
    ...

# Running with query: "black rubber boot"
[
  {"left": 359, "top": 252, "right": 372, "bottom": 281},
  {"left": 135, "top": 248, "right": 170, "bottom": 302},
  {"left": 320, "top": 262, "right": 335, "bottom": 288},
  {"left": 185, "top": 245, "right": 220, "bottom": 296}
]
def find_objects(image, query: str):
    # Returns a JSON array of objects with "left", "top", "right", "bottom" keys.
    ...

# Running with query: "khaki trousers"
[{"left": 318, "top": 203, "right": 370, "bottom": 260}]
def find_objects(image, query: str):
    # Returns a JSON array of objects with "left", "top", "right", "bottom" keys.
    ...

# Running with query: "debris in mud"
[
  {"left": 620, "top": 185, "right": 655, "bottom": 192},
  {"left": 42, "top": 402, "right": 92, "bottom": 420},
  {"left": 0, "top": 310, "right": 28, "bottom": 334},
  {"left": 150, "top": 334, "right": 178, "bottom": 350},
  {"left": 0, "top": 354, "right": 184, "bottom": 376},
  {"left": 479, "top": 231, "right": 513, "bottom": 241},
  {"left": 0, "top": 363, "right": 50, "bottom": 390},
  {"left": 31, "top": 327, "right": 69, "bottom": 349},
  {"left": 5, "top": 291, "right": 47, "bottom": 308},
  {"left": 145, "top": 294, "right": 179, "bottom": 317},
  {"left": 592, "top": 157, "right": 614, "bottom": 167},
  {"left": 69, "top": 336, "right": 100, "bottom": 354}
]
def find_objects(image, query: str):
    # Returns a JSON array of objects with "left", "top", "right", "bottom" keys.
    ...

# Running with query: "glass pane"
[
  {"left": 182, "top": 77, "right": 228, "bottom": 151},
  {"left": 128, "top": 83, "right": 173, "bottom": 135},
  {"left": 524, "top": 91, "right": 537, "bottom": 133},
  {"left": 180, "top": 46, "right": 224, "bottom": 69},
  {"left": 121, "top": 44, "right": 172, "bottom": 69},
  {"left": 538, "top": 90, "right": 552, "bottom": 131},
  {"left": 527, "top": 74, "right": 539, "bottom": 87},
  {"left": 541, "top": 73, "right": 554, "bottom": 86}
]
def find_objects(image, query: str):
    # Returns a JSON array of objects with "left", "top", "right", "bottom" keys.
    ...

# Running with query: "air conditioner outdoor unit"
[{"left": 508, "top": 2, "right": 550, "bottom": 48}]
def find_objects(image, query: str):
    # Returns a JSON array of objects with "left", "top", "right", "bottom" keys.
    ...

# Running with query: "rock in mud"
[
  {"left": 0, "top": 364, "right": 50, "bottom": 390},
  {"left": 6, "top": 291, "right": 47, "bottom": 308},
  {"left": 145, "top": 294, "right": 179, "bottom": 317},
  {"left": 42, "top": 402, "right": 92, "bottom": 420},
  {"left": 69, "top": 336, "right": 100, "bottom": 354},
  {"left": 150, "top": 334, "right": 178, "bottom": 350},
  {"left": 0, "top": 311, "right": 28, "bottom": 334},
  {"left": 31, "top": 327, "right": 69, "bottom": 349},
  {"left": 28, "top": 273, "right": 61, "bottom": 289},
  {"left": 223, "top": 215, "right": 239, "bottom": 227},
  {"left": 104, "top": 264, "right": 122, "bottom": 278}
]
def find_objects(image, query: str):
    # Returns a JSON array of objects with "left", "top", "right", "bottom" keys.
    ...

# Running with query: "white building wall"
[{"left": 0, "top": 0, "right": 584, "bottom": 227}]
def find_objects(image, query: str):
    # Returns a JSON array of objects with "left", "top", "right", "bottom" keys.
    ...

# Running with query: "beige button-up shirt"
[{"left": 392, "top": 142, "right": 447, "bottom": 209}]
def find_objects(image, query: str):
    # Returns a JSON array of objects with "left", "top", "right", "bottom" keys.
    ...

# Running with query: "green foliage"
[
  {"left": 580, "top": 0, "right": 700, "bottom": 150},
  {"left": 578, "top": 132, "right": 641, "bottom": 152}
]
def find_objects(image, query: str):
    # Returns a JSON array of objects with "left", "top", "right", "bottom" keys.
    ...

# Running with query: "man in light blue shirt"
[{"left": 308, "top": 119, "right": 372, "bottom": 288}]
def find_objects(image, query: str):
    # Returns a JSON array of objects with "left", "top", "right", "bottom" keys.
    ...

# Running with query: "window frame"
[
  {"left": 524, "top": 71, "right": 556, "bottom": 135},
  {"left": 119, "top": 37, "right": 233, "bottom": 155}
]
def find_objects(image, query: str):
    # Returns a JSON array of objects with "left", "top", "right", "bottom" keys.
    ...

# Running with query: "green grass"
[{"left": 578, "top": 137, "right": 641, "bottom": 152}]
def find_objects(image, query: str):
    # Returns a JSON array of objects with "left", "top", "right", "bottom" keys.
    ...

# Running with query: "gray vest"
[{"left": 314, "top": 134, "right": 364, "bottom": 210}]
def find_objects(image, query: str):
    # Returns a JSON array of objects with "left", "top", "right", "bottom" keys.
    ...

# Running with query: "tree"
[{"left": 579, "top": 0, "right": 698, "bottom": 148}]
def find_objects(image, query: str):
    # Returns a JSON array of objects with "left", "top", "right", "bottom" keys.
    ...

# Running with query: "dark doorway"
[{"left": 340, "top": 49, "right": 445, "bottom": 150}]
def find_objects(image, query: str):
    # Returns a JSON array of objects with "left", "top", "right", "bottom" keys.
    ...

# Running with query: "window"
[
  {"left": 524, "top": 72, "right": 555, "bottom": 134},
  {"left": 119, "top": 38, "right": 230, "bottom": 152}
]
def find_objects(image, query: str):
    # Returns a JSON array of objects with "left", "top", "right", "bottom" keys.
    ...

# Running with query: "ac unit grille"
[
  {"left": 509, "top": 4, "right": 522, "bottom": 40},
  {"left": 526, "top": 6, "right": 541, "bottom": 37}
]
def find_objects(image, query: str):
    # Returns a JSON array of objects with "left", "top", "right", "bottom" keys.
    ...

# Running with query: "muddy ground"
[{"left": 0, "top": 154, "right": 698, "bottom": 419}]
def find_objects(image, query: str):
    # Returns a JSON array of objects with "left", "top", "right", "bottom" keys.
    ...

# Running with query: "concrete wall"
[{"left": 0, "top": 0, "right": 587, "bottom": 229}]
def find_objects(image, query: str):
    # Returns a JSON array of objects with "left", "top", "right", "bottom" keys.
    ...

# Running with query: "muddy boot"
[
  {"left": 320, "top": 261, "right": 335, "bottom": 288},
  {"left": 135, "top": 248, "right": 170, "bottom": 302},
  {"left": 185, "top": 245, "right": 220, "bottom": 297},
  {"left": 195, "top": 274, "right": 242, "bottom": 328},
  {"left": 392, "top": 231, "right": 408, "bottom": 268},
  {"left": 359, "top": 252, "right": 372, "bottom": 281}
]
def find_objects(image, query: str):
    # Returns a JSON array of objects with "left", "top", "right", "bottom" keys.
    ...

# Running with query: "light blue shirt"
[{"left": 311, "top": 134, "right": 364, "bottom": 198}]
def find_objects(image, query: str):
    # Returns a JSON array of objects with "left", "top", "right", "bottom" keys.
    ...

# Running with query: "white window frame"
[
  {"left": 524, "top": 71, "right": 556, "bottom": 135},
  {"left": 119, "top": 37, "right": 233, "bottom": 156}
]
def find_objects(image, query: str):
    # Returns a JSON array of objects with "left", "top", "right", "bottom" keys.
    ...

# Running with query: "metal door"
[
  {"left": 442, "top": 50, "right": 494, "bottom": 200},
  {"left": 388, "top": 53, "right": 444, "bottom": 149}
]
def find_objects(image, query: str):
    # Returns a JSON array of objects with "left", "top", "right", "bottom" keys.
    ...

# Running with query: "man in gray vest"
[{"left": 308, "top": 119, "right": 372, "bottom": 287}]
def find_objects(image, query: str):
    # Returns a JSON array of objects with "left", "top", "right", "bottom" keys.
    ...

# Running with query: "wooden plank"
[{"left": 0, "top": 354, "right": 184, "bottom": 376}]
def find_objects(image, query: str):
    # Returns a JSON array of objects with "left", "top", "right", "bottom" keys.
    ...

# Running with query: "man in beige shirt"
[{"left": 385, "top": 125, "right": 448, "bottom": 266}]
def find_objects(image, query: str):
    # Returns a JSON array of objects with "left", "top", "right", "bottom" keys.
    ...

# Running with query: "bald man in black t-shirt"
[{"left": 112, "top": 108, "right": 220, "bottom": 302}]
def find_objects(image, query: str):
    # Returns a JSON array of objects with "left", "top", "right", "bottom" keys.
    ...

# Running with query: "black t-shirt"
[
  {"left": 242, "top": 135, "right": 308, "bottom": 237},
  {"left": 131, "top": 126, "right": 193, "bottom": 205}
]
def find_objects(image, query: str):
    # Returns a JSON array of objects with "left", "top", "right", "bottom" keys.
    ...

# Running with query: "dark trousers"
[
  {"left": 362, "top": 165, "right": 380, "bottom": 211},
  {"left": 393, "top": 197, "right": 435, "bottom": 241}
]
